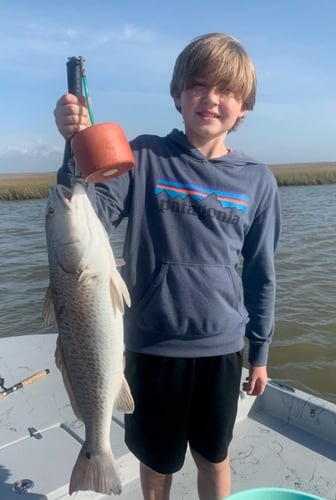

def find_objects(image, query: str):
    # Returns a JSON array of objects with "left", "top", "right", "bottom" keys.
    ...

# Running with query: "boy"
[{"left": 54, "top": 33, "right": 281, "bottom": 500}]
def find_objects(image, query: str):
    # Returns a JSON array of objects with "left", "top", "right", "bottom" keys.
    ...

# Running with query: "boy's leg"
[
  {"left": 189, "top": 352, "right": 243, "bottom": 499},
  {"left": 140, "top": 462, "right": 172, "bottom": 500},
  {"left": 124, "top": 351, "right": 193, "bottom": 498},
  {"left": 190, "top": 448, "right": 231, "bottom": 500},
  {"left": 124, "top": 350, "right": 242, "bottom": 499}
]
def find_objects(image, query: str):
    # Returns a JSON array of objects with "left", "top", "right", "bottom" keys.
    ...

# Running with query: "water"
[
  {"left": 0, "top": 185, "right": 335, "bottom": 404},
  {"left": 270, "top": 184, "right": 336, "bottom": 403}
]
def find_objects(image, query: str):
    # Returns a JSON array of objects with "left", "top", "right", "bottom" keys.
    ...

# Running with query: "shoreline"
[
  {"left": 0, "top": 172, "right": 56, "bottom": 201},
  {"left": 0, "top": 162, "right": 336, "bottom": 200},
  {"left": 269, "top": 161, "right": 336, "bottom": 187}
]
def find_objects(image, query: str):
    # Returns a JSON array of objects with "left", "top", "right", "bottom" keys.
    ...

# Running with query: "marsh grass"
[
  {"left": 271, "top": 162, "right": 336, "bottom": 187},
  {"left": 0, "top": 162, "right": 335, "bottom": 200},
  {"left": 0, "top": 172, "right": 56, "bottom": 200}
]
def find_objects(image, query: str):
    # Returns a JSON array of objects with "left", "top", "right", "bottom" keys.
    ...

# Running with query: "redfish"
[{"left": 43, "top": 182, "right": 133, "bottom": 495}]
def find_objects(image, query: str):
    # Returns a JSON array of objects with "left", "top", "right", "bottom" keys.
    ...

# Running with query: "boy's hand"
[
  {"left": 242, "top": 365, "right": 268, "bottom": 396},
  {"left": 54, "top": 93, "right": 90, "bottom": 140}
]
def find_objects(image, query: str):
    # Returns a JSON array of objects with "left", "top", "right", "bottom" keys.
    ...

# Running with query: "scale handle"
[
  {"left": 66, "top": 57, "right": 83, "bottom": 96},
  {"left": 63, "top": 57, "right": 83, "bottom": 171}
]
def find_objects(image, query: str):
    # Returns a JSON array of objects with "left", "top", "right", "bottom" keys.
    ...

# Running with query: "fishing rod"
[{"left": 0, "top": 369, "right": 50, "bottom": 400}]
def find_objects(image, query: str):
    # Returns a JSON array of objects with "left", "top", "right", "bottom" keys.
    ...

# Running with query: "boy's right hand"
[{"left": 54, "top": 93, "right": 90, "bottom": 140}]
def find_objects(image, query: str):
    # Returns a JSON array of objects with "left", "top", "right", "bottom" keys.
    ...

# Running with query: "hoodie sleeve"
[{"left": 241, "top": 175, "right": 281, "bottom": 366}]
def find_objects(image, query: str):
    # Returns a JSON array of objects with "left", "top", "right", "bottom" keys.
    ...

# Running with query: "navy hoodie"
[{"left": 57, "top": 129, "right": 281, "bottom": 366}]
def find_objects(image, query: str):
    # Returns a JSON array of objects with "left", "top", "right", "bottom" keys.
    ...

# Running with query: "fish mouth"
[
  {"left": 55, "top": 185, "right": 73, "bottom": 209},
  {"left": 54, "top": 181, "right": 86, "bottom": 209}
]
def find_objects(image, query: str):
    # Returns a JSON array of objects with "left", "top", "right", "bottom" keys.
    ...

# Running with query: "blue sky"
[{"left": 0, "top": 0, "right": 335, "bottom": 173}]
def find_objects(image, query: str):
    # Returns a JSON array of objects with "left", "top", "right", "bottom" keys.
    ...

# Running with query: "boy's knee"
[{"left": 190, "top": 447, "right": 229, "bottom": 474}]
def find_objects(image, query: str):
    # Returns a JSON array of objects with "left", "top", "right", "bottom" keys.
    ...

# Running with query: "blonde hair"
[{"left": 170, "top": 33, "right": 256, "bottom": 112}]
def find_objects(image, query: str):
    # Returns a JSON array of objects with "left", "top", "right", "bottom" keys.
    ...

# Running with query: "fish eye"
[{"left": 47, "top": 207, "right": 55, "bottom": 216}]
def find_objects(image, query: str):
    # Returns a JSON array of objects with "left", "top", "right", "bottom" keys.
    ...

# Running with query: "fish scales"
[
  {"left": 54, "top": 272, "right": 120, "bottom": 442},
  {"left": 43, "top": 182, "right": 134, "bottom": 496}
]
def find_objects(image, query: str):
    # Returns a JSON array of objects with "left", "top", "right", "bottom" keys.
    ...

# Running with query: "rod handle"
[
  {"left": 0, "top": 369, "right": 50, "bottom": 400},
  {"left": 21, "top": 369, "right": 50, "bottom": 387}
]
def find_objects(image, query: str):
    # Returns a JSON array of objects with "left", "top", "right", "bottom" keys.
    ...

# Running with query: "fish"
[{"left": 43, "top": 181, "right": 134, "bottom": 496}]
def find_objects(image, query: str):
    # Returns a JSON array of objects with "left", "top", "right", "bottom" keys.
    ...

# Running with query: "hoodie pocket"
[{"left": 134, "top": 262, "right": 247, "bottom": 337}]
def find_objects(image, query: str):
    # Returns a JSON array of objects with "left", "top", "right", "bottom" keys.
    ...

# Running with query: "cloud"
[
  {"left": 0, "top": 16, "right": 177, "bottom": 93},
  {"left": 0, "top": 141, "right": 62, "bottom": 157},
  {"left": 88, "top": 24, "right": 157, "bottom": 48},
  {"left": 0, "top": 23, "right": 79, "bottom": 58},
  {"left": 0, "top": 140, "right": 64, "bottom": 173},
  {"left": 0, "top": 19, "right": 158, "bottom": 60}
]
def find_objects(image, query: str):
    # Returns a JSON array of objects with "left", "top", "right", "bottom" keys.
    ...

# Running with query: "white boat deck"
[{"left": 0, "top": 334, "right": 335, "bottom": 499}]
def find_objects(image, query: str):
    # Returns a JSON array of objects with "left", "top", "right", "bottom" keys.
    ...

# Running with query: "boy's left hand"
[{"left": 242, "top": 365, "right": 268, "bottom": 396}]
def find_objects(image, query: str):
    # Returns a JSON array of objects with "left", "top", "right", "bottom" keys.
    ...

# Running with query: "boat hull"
[{"left": 0, "top": 334, "right": 335, "bottom": 499}]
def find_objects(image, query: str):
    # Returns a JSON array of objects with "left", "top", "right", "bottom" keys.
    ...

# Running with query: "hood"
[{"left": 166, "top": 128, "right": 261, "bottom": 167}]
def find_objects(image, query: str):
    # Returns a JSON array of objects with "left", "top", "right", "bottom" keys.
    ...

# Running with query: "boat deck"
[{"left": 0, "top": 334, "right": 335, "bottom": 499}]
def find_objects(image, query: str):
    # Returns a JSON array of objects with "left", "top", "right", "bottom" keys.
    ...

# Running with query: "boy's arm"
[{"left": 242, "top": 179, "right": 281, "bottom": 370}]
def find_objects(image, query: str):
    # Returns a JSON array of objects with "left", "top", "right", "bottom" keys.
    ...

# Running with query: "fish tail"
[{"left": 69, "top": 446, "right": 122, "bottom": 496}]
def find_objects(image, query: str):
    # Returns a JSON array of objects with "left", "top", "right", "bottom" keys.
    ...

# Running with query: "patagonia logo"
[{"left": 155, "top": 179, "right": 249, "bottom": 213}]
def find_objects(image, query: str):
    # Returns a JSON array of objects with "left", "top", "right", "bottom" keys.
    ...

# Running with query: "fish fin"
[
  {"left": 69, "top": 446, "right": 122, "bottom": 496},
  {"left": 78, "top": 269, "right": 99, "bottom": 288},
  {"left": 109, "top": 270, "right": 131, "bottom": 314},
  {"left": 109, "top": 277, "right": 125, "bottom": 314},
  {"left": 55, "top": 338, "right": 83, "bottom": 421},
  {"left": 42, "top": 286, "right": 56, "bottom": 326},
  {"left": 114, "top": 375, "right": 135, "bottom": 414},
  {"left": 115, "top": 258, "right": 125, "bottom": 267},
  {"left": 119, "top": 274, "right": 131, "bottom": 308}
]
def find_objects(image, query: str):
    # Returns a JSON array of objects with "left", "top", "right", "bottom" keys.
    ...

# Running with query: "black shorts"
[{"left": 124, "top": 350, "right": 243, "bottom": 474}]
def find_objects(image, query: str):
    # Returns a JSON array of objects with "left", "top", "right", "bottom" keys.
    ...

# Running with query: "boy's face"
[{"left": 173, "top": 81, "right": 247, "bottom": 149}]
